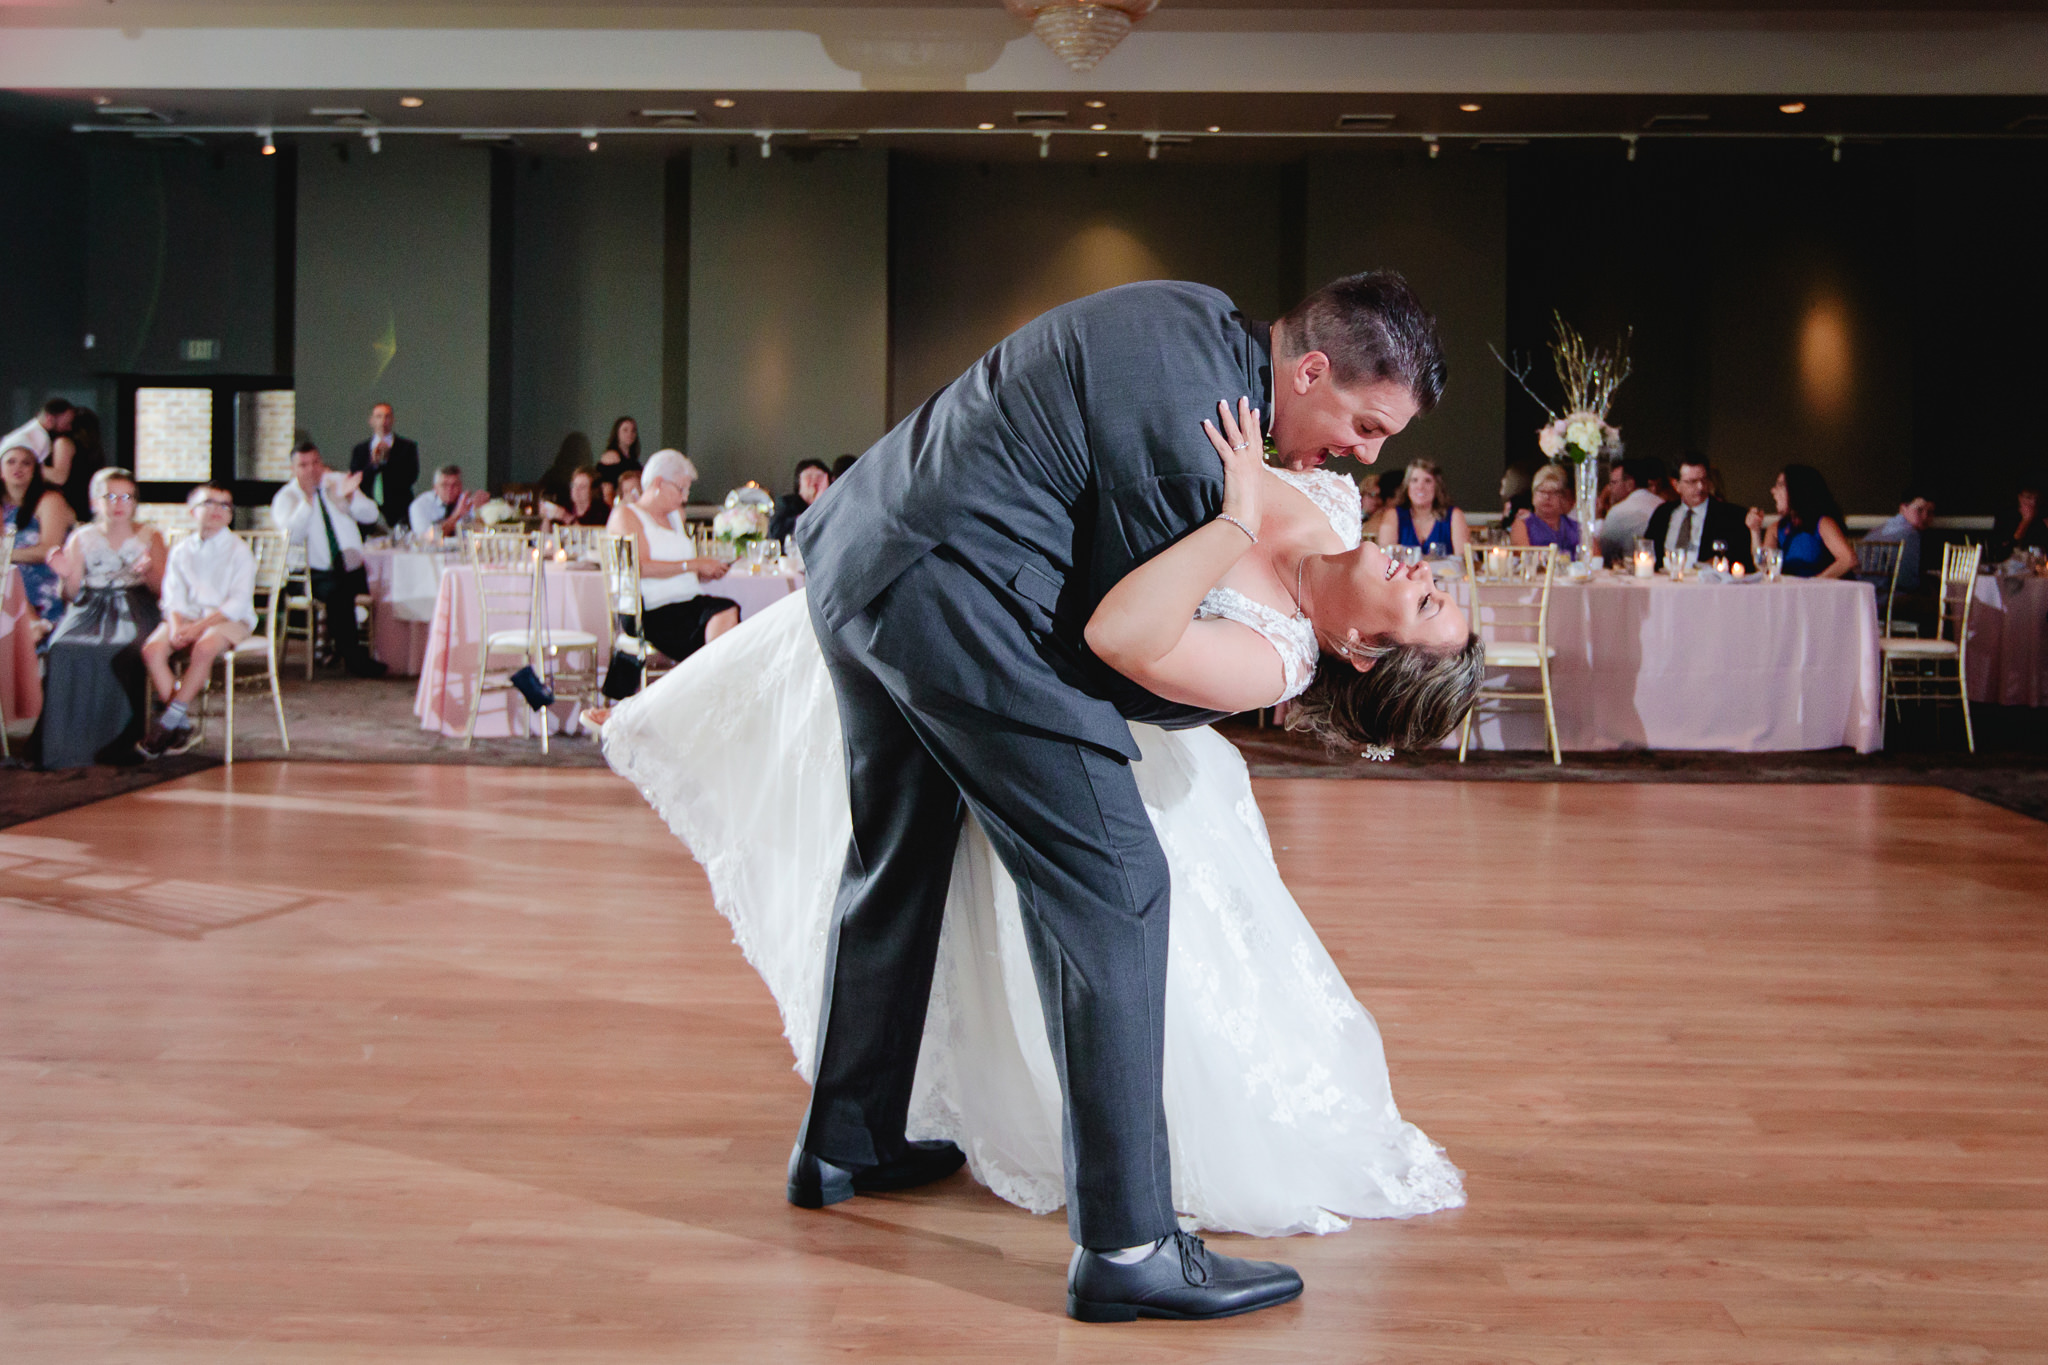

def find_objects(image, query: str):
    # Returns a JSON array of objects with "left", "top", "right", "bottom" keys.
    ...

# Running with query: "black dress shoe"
[
  {"left": 786, "top": 1140, "right": 966, "bottom": 1209},
  {"left": 1067, "top": 1231, "right": 1303, "bottom": 1323}
]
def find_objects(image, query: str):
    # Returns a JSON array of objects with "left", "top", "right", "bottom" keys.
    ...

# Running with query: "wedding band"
[{"left": 1232, "top": 442, "right": 1247, "bottom": 450}]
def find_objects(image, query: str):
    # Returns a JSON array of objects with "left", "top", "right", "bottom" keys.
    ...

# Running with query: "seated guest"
[
  {"left": 1, "top": 397, "right": 74, "bottom": 473},
  {"left": 38, "top": 468, "right": 166, "bottom": 767},
  {"left": 271, "top": 438, "right": 387, "bottom": 678},
  {"left": 1595, "top": 457, "right": 1668, "bottom": 563},
  {"left": 409, "top": 464, "right": 489, "bottom": 537},
  {"left": 1358, "top": 469, "right": 1397, "bottom": 540},
  {"left": 829, "top": 452, "right": 858, "bottom": 481},
  {"left": 613, "top": 468, "right": 642, "bottom": 510},
  {"left": 1498, "top": 455, "right": 1540, "bottom": 526},
  {"left": 2, "top": 442, "right": 76, "bottom": 642},
  {"left": 1377, "top": 458, "right": 1470, "bottom": 558},
  {"left": 608, "top": 449, "right": 739, "bottom": 666},
  {"left": 542, "top": 466, "right": 610, "bottom": 528},
  {"left": 1645, "top": 454, "right": 1754, "bottom": 571},
  {"left": 768, "top": 459, "right": 831, "bottom": 542},
  {"left": 594, "top": 415, "right": 643, "bottom": 503},
  {"left": 1510, "top": 461, "right": 1582, "bottom": 556},
  {"left": 1864, "top": 486, "right": 1936, "bottom": 587},
  {"left": 1992, "top": 482, "right": 2045, "bottom": 560},
  {"left": 1748, "top": 463, "right": 1855, "bottom": 579},
  {"left": 138, "top": 482, "right": 257, "bottom": 759}
]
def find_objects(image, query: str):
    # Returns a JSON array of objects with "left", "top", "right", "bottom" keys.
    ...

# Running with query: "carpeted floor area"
[{"left": 3, "top": 672, "right": 2042, "bottom": 829}]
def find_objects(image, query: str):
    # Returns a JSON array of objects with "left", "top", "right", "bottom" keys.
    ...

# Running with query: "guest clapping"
[
  {"left": 1509, "top": 462, "right": 1581, "bottom": 556},
  {"left": 1747, "top": 464, "right": 1855, "bottom": 579},
  {"left": 138, "top": 482, "right": 257, "bottom": 759},
  {"left": 1377, "top": 458, "right": 1470, "bottom": 558},
  {"left": 2, "top": 443, "right": 76, "bottom": 642},
  {"left": 409, "top": 464, "right": 489, "bottom": 537},
  {"left": 271, "top": 439, "right": 387, "bottom": 677},
  {"left": 768, "top": 459, "right": 831, "bottom": 542},
  {"left": 38, "top": 468, "right": 166, "bottom": 767},
  {"left": 541, "top": 467, "right": 609, "bottom": 529},
  {"left": 608, "top": 450, "right": 739, "bottom": 666}
]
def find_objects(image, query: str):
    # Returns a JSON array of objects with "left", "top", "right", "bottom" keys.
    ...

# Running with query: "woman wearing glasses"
[{"left": 36, "top": 467, "right": 167, "bottom": 767}]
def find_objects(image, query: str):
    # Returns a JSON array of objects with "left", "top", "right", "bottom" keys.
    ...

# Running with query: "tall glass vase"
[{"left": 1574, "top": 455, "right": 1602, "bottom": 564}]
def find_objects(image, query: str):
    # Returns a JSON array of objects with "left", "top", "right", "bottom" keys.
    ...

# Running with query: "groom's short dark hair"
[{"left": 1279, "top": 271, "right": 1447, "bottom": 413}]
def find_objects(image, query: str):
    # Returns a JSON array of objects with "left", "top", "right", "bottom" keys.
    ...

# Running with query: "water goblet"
[{"left": 1758, "top": 548, "right": 1784, "bottom": 582}]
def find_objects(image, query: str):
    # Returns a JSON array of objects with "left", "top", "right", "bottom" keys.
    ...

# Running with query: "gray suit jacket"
[{"left": 798, "top": 281, "right": 1273, "bottom": 758}]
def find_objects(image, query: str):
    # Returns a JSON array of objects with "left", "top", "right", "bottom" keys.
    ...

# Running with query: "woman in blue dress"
[
  {"left": 1375, "top": 457, "right": 1470, "bottom": 558},
  {"left": 3, "top": 442, "right": 77, "bottom": 645},
  {"left": 1747, "top": 463, "right": 1855, "bottom": 578},
  {"left": 1509, "top": 461, "right": 1583, "bottom": 557}
]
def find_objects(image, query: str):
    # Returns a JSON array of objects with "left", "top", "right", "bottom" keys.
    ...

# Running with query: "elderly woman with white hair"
[{"left": 607, "top": 448, "right": 739, "bottom": 668}]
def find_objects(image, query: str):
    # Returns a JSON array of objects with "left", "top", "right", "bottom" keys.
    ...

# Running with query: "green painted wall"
[
  {"left": 295, "top": 139, "right": 491, "bottom": 490},
  {"left": 687, "top": 145, "right": 889, "bottom": 500}
]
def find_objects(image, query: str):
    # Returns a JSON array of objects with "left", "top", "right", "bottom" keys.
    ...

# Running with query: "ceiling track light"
[
  {"left": 364, "top": 128, "right": 381, "bottom": 153},
  {"left": 582, "top": 127, "right": 599, "bottom": 152},
  {"left": 1423, "top": 134, "right": 1439, "bottom": 160},
  {"left": 1036, "top": 131, "right": 1051, "bottom": 159},
  {"left": 259, "top": 127, "right": 275, "bottom": 155},
  {"left": 755, "top": 130, "right": 772, "bottom": 158},
  {"left": 1623, "top": 133, "right": 1638, "bottom": 161},
  {"left": 1829, "top": 134, "right": 1843, "bottom": 163}
]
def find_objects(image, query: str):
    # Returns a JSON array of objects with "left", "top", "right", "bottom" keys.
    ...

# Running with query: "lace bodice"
[
  {"left": 69, "top": 526, "right": 153, "bottom": 591},
  {"left": 1194, "top": 468, "right": 1363, "bottom": 705}
]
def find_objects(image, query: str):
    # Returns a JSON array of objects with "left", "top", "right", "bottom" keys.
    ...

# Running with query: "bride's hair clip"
[{"left": 1362, "top": 743, "right": 1395, "bottom": 763}]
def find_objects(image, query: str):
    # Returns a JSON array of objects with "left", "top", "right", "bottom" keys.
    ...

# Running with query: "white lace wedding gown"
[{"left": 602, "top": 469, "right": 1463, "bottom": 1236}]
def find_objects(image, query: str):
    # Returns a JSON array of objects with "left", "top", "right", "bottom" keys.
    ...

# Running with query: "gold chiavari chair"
[
  {"left": 0, "top": 530, "right": 14, "bottom": 759},
  {"left": 1855, "top": 537, "right": 1905, "bottom": 639},
  {"left": 462, "top": 531, "right": 601, "bottom": 753},
  {"left": 552, "top": 524, "right": 610, "bottom": 561},
  {"left": 1880, "top": 541, "right": 1981, "bottom": 753},
  {"left": 1458, "top": 543, "right": 1562, "bottom": 766},
  {"left": 177, "top": 530, "right": 291, "bottom": 765}
]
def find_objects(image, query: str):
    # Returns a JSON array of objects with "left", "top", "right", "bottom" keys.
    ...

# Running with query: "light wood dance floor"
[{"left": 2, "top": 764, "right": 2044, "bottom": 1362}]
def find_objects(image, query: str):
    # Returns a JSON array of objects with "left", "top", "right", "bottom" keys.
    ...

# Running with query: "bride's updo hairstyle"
[
  {"left": 1278, "top": 270, "right": 1448, "bottom": 413},
  {"left": 1287, "top": 632, "right": 1485, "bottom": 754}
]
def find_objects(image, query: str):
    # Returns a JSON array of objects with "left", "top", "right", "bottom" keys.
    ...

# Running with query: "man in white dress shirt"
[
  {"left": 1595, "top": 457, "right": 1669, "bottom": 563},
  {"left": 1642, "top": 454, "right": 1753, "bottom": 572},
  {"left": 271, "top": 438, "right": 388, "bottom": 678},
  {"left": 139, "top": 481, "right": 257, "bottom": 757},
  {"left": 1, "top": 397, "right": 74, "bottom": 468},
  {"left": 408, "top": 464, "right": 488, "bottom": 537}
]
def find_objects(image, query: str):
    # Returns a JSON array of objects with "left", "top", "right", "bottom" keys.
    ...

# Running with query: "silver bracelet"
[{"left": 1215, "top": 513, "right": 1257, "bottom": 545}]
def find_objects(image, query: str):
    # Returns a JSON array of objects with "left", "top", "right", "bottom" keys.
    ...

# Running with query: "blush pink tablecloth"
[
  {"left": 364, "top": 547, "right": 454, "bottom": 678},
  {"left": 1966, "top": 573, "right": 2047, "bottom": 708},
  {"left": 1457, "top": 573, "right": 1884, "bottom": 753},
  {"left": 705, "top": 569, "right": 802, "bottom": 620},
  {"left": 0, "top": 568, "right": 42, "bottom": 726},
  {"left": 414, "top": 563, "right": 611, "bottom": 739}
]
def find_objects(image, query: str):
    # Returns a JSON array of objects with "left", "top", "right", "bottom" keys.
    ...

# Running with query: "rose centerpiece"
[
  {"left": 1495, "top": 313, "right": 1632, "bottom": 562},
  {"left": 712, "top": 483, "right": 775, "bottom": 557}
]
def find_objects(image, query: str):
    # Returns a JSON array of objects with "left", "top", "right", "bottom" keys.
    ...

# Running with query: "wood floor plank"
[{"left": 2, "top": 765, "right": 2044, "bottom": 1362}]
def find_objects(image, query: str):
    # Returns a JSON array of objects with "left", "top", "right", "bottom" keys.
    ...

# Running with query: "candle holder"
[{"left": 1633, "top": 537, "right": 1656, "bottom": 579}]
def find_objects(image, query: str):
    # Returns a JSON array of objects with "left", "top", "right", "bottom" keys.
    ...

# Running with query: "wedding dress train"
[{"left": 602, "top": 588, "right": 1463, "bottom": 1237}]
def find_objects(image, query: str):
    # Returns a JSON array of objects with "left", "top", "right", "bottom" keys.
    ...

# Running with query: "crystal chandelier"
[{"left": 1004, "top": 0, "right": 1159, "bottom": 73}]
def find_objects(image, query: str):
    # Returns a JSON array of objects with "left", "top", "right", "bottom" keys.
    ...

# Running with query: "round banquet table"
[
  {"left": 1966, "top": 572, "right": 2048, "bottom": 708},
  {"left": 414, "top": 563, "right": 611, "bottom": 739},
  {"left": 363, "top": 546, "right": 457, "bottom": 677},
  {"left": 706, "top": 569, "right": 803, "bottom": 620},
  {"left": 1456, "top": 572, "right": 1884, "bottom": 753},
  {"left": 0, "top": 567, "right": 43, "bottom": 727}
]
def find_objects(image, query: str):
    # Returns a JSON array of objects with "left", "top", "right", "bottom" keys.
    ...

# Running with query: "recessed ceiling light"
[
  {"left": 1090, "top": 122, "right": 1108, "bottom": 131},
  {"left": 1084, "top": 100, "right": 1107, "bottom": 109},
  {"left": 1459, "top": 102, "right": 1482, "bottom": 113},
  {"left": 1096, "top": 150, "right": 1109, "bottom": 157},
  {"left": 977, "top": 121, "right": 995, "bottom": 130},
  {"left": 400, "top": 96, "right": 424, "bottom": 109},
  {"left": 93, "top": 95, "right": 111, "bottom": 106},
  {"left": 713, "top": 97, "right": 736, "bottom": 109},
  {"left": 1780, "top": 101, "right": 1808, "bottom": 114},
  {"left": 1206, "top": 125, "right": 1221, "bottom": 133}
]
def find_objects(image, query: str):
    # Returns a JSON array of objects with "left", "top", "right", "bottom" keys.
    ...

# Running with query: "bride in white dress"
[{"left": 601, "top": 402, "right": 1476, "bottom": 1237}]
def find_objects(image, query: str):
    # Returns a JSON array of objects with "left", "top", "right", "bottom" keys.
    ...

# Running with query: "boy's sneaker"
[{"left": 140, "top": 720, "right": 195, "bottom": 758}]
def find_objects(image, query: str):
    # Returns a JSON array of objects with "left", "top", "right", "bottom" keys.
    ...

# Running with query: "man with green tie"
[{"left": 271, "top": 438, "right": 389, "bottom": 678}]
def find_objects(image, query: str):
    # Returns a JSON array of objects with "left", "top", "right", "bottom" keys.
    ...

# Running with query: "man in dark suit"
[
  {"left": 1643, "top": 453, "right": 1753, "bottom": 571},
  {"left": 793, "top": 275, "right": 1446, "bottom": 1321},
  {"left": 349, "top": 401, "right": 419, "bottom": 530}
]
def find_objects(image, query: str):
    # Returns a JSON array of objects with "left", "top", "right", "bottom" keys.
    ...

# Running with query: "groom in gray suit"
[{"left": 792, "top": 274, "right": 1445, "bottom": 1322}]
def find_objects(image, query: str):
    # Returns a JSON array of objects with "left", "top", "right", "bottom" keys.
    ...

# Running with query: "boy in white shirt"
[{"left": 139, "top": 481, "right": 256, "bottom": 757}]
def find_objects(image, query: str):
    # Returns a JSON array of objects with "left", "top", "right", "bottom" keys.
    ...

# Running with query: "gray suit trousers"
[{"left": 800, "top": 553, "right": 1177, "bottom": 1250}]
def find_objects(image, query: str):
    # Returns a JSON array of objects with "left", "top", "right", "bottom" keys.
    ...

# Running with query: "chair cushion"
[
  {"left": 1880, "top": 637, "right": 1958, "bottom": 657},
  {"left": 485, "top": 629, "right": 600, "bottom": 652},
  {"left": 1484, "top": 642, "right": 1555, "bottom": 667},
  {"left": 226, "top": 636, "right": 270, "bottom": 657}
]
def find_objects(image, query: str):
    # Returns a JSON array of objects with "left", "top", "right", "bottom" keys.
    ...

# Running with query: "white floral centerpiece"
[
  {"left": 1494, "top": 312, "right": 1632, "bottom": 558},
  {"left": 478, "top": 497, "right": 517, "bottom": 526},
  {"left": 712, "top": 483, "right": 774, "bottom": 551}
]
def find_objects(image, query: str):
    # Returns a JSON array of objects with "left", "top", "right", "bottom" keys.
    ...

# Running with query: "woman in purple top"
[{"left": 1510, "top": 461, "right": 1582, "bottom": 557}]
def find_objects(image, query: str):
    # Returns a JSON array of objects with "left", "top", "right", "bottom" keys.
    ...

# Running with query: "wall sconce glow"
[
  {"left": 1799, "top": 295, "right": 1853, "bottom": 421},
  {"left": 1780, "top": 101, "right": 1807, "bottom": 114},
  {"left": 400, "top": 96, "right": 425, "bottom": 109}
]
